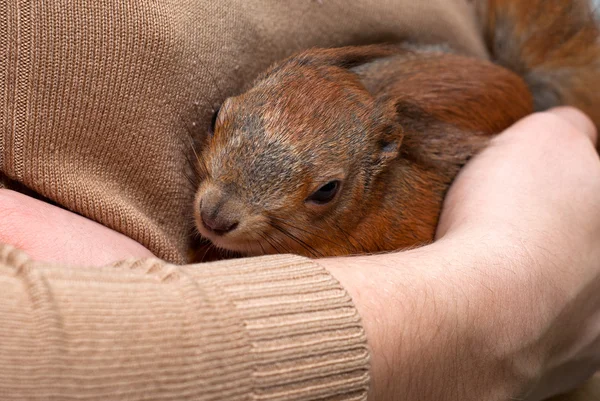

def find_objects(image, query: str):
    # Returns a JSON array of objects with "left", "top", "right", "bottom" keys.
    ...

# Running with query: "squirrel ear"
[
  {"left": 377, "top": 138, "right": 401, "bottom": 166},
  {"left": 374, "top": 121, "right": 403, "bottom": 170},
  {"left": 297, "top": 44, "right": 403, "bottom": 69}
]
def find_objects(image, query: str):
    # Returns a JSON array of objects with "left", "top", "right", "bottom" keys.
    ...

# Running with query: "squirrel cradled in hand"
[{"left": 193, "top": 0, "right": 600, "bottom": 259}]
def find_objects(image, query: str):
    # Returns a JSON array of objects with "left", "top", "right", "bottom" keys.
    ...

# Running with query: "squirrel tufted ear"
[
  {"left": 295, "top": 44, "right": 404, "bottom": 70},
  {"left": 377, "top": 138, "right": 401, "bottom": 167},
  {"left": 374, "top": 121, "right": 403, "bottom": 170}
]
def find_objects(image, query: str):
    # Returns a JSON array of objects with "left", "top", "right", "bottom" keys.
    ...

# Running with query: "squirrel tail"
[{"left": 483, "top": 0, "right": 600, "bottom": 126}]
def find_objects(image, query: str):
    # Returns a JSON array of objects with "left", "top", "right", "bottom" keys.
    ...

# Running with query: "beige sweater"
[{"left": 0, "top": 1, "right": 554, "bottom": 400}]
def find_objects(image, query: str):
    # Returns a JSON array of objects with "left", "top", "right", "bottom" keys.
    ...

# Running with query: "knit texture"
[
  {"left": 0, "top": 0, "right": 486, "bottom": 263},
  {"left": 0, "top": 244, "right": 368, "bottom": 400},
  {"left": 0, "top": 1, "right": 484, "bottom": 399},
  {"left": 7, "top": 1, "right": 598, "bottom": 401}
]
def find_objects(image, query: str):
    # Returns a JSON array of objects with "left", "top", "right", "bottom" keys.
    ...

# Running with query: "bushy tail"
[{"left": 483, "top": 0, "right": 600, "bottom": 127}]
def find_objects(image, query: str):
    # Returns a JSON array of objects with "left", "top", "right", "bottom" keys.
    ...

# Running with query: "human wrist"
[{"left": 321, "top": 237, "right": 558, "bottom": 401}]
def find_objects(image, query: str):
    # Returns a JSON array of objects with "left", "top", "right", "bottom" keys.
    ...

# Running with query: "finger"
[{"left": 547, "top": 106, "right": 597, "bottom": 146}]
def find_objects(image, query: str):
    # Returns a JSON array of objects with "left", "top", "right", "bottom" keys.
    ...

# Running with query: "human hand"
[
  {"left": 0, "top": 189, "right": 154, "bottom": 265},
  {"left": 322, "top": 107, "right": 600, "bottom": 401},
  {"left": 437, "top": 106, "right": 600, "bottom": 400}
]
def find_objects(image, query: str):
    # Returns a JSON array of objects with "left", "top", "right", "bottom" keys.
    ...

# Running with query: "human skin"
[
  {"left": 324, "top": 107, "right": 600, "bottom": 400},
  {"left": 0, "top": 191, "right": 155, "bottom": 265},
  {"left": 1, "top": 107, "right": 599, "bottom": 401}
]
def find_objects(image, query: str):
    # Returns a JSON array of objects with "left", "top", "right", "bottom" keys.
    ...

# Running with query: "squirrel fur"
[{"left": 193, "top": 0, "right": 600, "bottom": 258}]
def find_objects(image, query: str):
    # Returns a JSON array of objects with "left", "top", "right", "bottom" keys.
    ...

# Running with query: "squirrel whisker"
[
  {"left": 270, "top": 222, "right": 322, "bottom": 258},
  {"left": 269, "top": 216, "right": 348, "bottom": 249},
  {"left": 190, "top": 0, "right": 600, "bottom": 260}
]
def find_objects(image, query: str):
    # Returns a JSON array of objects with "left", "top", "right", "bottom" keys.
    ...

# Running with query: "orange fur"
[{"left": 193, "top": 0, "right": 600, "bottom": 259}]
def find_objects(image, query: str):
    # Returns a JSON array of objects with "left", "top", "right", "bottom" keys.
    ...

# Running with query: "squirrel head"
[
  {"left": 193, "top": 45, "right": 533, "bottom": 257},
  {"left": 194, "top": 47, "right": 403, "bottom": 256}
]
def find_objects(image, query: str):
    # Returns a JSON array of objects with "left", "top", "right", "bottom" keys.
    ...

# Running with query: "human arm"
[
  {"left": 2, "top": 109, "right": 599, "bottom": 401},
  {"left": 0, "top": 230, "right": 369, "bottom": 401},
  {"left": 323, "top": 107, "right": 600, "bottom": 400}
]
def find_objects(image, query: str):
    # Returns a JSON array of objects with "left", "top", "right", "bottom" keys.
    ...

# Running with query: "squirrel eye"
[
  {"left": 306, "top": 180, "right": 341, "bottom": 205},
  {"left": 208, "top": 105, "right": 221, "bottom": 136}
]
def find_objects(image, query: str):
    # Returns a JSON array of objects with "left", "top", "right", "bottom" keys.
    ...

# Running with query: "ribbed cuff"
[
  {"left": 0, "top": 245, "right": 369, "bottom": 401},
  {"left": 185, "top": 254, "right": 370, "bottom": 401}
]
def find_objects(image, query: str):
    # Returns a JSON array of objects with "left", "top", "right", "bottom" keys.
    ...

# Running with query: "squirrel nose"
[{"left": 200, "top": 208, "right": 239, "bottom": 236}]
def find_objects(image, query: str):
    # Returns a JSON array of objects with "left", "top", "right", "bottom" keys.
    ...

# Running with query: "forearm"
[
  {"left": 0, "top": 244, "right": 370, "bottom": 400},
  {"left": 323, "top": 232, "right": 580, "bottom": 401}
]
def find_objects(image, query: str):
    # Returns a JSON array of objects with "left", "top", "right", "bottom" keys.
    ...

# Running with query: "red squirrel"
[{"left": 193, "top": 0, "right": 600, "bottom": 258}]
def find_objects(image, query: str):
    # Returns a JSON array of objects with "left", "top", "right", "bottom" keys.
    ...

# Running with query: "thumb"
[{"left": 435, "top": 107, "right": 598, "bottom": 240}]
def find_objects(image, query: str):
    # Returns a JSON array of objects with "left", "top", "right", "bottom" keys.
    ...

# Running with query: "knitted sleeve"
[{"left": 0, "top": 244, "right": 369, "bottom": 400}]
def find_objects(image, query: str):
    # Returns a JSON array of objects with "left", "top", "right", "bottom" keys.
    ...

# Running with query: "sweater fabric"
[{"left": 4, "top": 1, "right": 596, "bottom": 400}]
